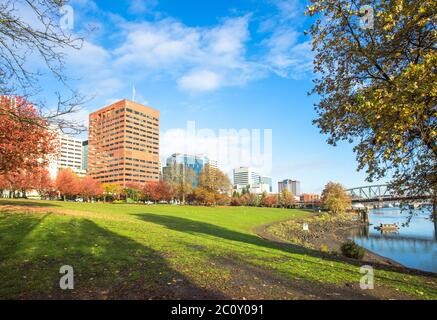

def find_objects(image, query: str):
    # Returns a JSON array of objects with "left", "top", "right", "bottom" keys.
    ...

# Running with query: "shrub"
[
  {"left": 262, "top": 194, "right": 278, "bottom": 207},
  {"left": 239, "top": 193, "right": 251, "bottom": 206},
  {"left": 320, "top": 244, "right": 330, "bottom": 254},
  {"left": 341, "top": 241, "right": 365, "bottom": 260},
  {"left": 112, "top": 200, "right": 125, "bottom": 204},
  {"left": 215, "top": 193, "right": 230, "bottom": 206},
  {"left": 230, "top": 197, "right": 241, "bottom": 206}
]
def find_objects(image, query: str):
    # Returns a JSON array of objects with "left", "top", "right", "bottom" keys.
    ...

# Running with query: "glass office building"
[{"left": 163, "top": 153, "right": 216, "bottom": 187}]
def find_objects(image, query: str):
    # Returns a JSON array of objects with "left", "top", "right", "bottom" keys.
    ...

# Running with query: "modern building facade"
[
  {"left": 88, "top": 99, "right": 160, "bottom": 186},
  {"left": 48, "top": 130, "right": 87, "bottom": 179},
  {"left": 233, "top": 167, "right": 260, "bottom": 188},
  {"left": 260, "top": 176, "right": 273, "bottom": 193},
  {"left": 233, "top": 167, "right": 272, "bottom": 194},
  {"left": 162, "top": 153, "right": 215, "bottom": 187},
  {"left": 300, "top": 193, "right": 321, "bottom": 203},
  {"left": 278, "top": 179, "right": 301, "bottom": 196}
]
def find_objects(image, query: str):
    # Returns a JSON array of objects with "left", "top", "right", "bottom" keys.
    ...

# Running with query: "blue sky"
[{"left": 32, "top": 0, "right": 379, "bottom": 193}]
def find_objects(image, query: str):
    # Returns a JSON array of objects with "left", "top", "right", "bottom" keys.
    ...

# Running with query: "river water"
[{"left": 350, "top": 207, "right": 437, "bottom": 273}]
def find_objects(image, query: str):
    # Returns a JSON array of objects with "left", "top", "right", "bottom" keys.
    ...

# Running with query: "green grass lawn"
[{"left": 0, "top": 199, "right": 436, "bottom": 299}]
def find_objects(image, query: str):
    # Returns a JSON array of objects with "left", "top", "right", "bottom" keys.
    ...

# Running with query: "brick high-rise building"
[{"left": 88, "top": 99, "right": 160, "bottom": 186}]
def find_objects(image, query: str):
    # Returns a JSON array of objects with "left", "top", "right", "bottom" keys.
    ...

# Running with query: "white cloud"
[
  {"left": 128, "top": 0, "right": 158, "bottom": 15},
  {"left": 67, "top": 41, "right": 110, "bottom": 67},
  {"left": 178, "top": 70, "right": 222, "bottom": 92},
  {"left": 44, "top": 3, "right": 312, "bottom": 98},
  {"left": 64, "top": 41, "right": 123, "bottom": 98},
  {"left": 113, "top": 15, "right": 257, "bottom": 92},
  {"left": 114, "top": 19, "right": 201, "bottom": 69},
  {"left": 264, "top": 31, "right": 313, "bottom": 78},
  {"left": 206, "top": 16, "right": 249, "bottom": 61},
  {"left": 260, "top": 0, "right": 314, "bottom": 79}
]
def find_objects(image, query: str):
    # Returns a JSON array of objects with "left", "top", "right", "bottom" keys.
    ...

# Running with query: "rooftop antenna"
[{"left": 132, "top": 83, "right": 136, "bottom": 102}]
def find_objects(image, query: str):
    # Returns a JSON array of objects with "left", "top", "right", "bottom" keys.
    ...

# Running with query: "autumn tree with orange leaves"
[
  {"left": 32, "top": 168, "right": 55, "bottom": 199},
  {"left": 0, "top": 167, "right": 54, "bottom": 198},
  {"left": 79, "top": 176, "right": 103, "bottom": 202},
  {"left": 56, "top": 169, "right": 80, "bottom": 201},
  {"left": 0, "top": 96, "right": 57, "bottom": 174}
]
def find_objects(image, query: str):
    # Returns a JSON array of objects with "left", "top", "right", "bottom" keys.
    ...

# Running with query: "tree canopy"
[
  {"left": 198, "top": 164, "right": 232, "bottom": 194},
  {"left": 321, "top": 182, "right": 352, "bottom": 214},
  {"left": 163, "top": 163, "right": 196, "bottom": 203},
  {"left": 0, "top": 96, "right": 57, "bottom": 174},
  {"left": 307, "top": 0, "right": 436, "bottom": 209}
]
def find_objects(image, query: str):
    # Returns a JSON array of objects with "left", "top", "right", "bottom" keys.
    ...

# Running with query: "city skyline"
[
  {"left": 0, "top": 0, "right": 434, "bottom": 303},
  {"left": 34, "top": 0, "right": 378, "bottom": 193}
]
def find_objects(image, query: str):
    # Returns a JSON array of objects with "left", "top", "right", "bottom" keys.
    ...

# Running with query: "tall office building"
[
  {"left": 162, "top": 153, "right": 214, "bottom": 187},
  {"left": 233, "top": 167, "right": 260, "bottom": 188},
  {"left": 48, "top": 130, "right": 87, "bottom": 179},
  {"left": 278, "top": 179, "right": 301, "bottom": 196},
  {"left": 58, "top": 133, "right": 83, "bottom": 171},
  {"left": 260, "top": 176, "right": 273, "bottom": 193},
  {"left": 88, "top": 99, "right": 160, "bottom": 186},
  {"left": 233, "top": 167, "right": 271, "bottom": 194}
]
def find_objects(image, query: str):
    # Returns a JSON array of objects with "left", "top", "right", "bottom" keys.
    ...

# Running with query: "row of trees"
[
  {"left": 0, "top": 165, "right": 352, "bottom": 213},
  {"left": 1, "top": 1, "right": 435, "bottom": 216},
  {"left": 230, "top": 182, "right": 352, "bottom": 213},
  {"left": 0, "top": 167, "right": 55, "bottom": 199},
  {"left": 162, "top": 163, "right": 232, "bottom": 203},
  {"left": 0, "top": 168, "right": 103, "bottom": 201},
  {"left": 0, "top": 165, "right": 234, "bottom": 205},
  {"left": 230, "top": 189, "right": 297, "bottom": 208}
]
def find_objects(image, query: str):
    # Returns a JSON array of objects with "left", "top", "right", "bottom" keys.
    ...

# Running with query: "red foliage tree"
[
  {"left": 262, "top": 194, "right": 278, "bottom": 208},
  {"left": 239, "top": 193, "right": 251, "bottom": 206},
  {"left": 142, "top": 181, "right": 159, "bottom": 202},
  {"left": 0, "top": 167, "right": 54, "bottom": 198},
  {"left": 230, "top": 196, "right": 241, "bottom": 206},
  {"left": 79, "top": 176, "right": 103, "bottom": 201},
  {"left": 214, "top": 193, "right": 230, "bottom": 206},
  {"left": 0, "top": 96, "right": 57, "bottom": 174},
  {"left": 0, "top": 174, "right": 8, "bottom": 196},
  {"left": 142, "top": 181, "right": 174, "bottom": 203},
  {"left": 0, "top": 170, "right": 31, "bottom": 197},
  {"left": 155, "top": 181, "right": 174, "bottom": 202},
  {"left": 56, "top": 168, "right": 80, "bottom": 200},
  {"left": 28, "top": 167, "right": 54, "bottom": 198}
]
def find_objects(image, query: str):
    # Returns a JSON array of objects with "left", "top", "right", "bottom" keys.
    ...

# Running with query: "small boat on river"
[{"left": 374, "top": 223, "right": 399, "bottom": 233}]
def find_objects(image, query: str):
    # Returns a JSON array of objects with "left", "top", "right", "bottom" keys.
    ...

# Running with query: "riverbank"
[{"left": 263, "top": 212, "right": 436, "bottom": 276}]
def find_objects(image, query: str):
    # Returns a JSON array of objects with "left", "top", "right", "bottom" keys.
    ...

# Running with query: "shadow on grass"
[
  {"left": 0, "top": 213, "right": 50, "bottom": 257},
  {"left": 133, "top": 212, "right": 337, "bottom": 256},
  {"left": 0, "top": 199, "right": 60, "bottom": 207},
  {"left": 133, "top": 213, "right": 437, "bottom": 289},
  {"left": 213, "top": 255, "right": 384, "bottom": 300},
  {"left": 0, "top": 213, "right": 224, "bottom": 300}
]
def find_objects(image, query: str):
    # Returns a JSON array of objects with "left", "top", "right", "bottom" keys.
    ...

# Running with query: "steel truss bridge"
[{"left": 346, "top": 185, "right": 431, "bottom": 204}]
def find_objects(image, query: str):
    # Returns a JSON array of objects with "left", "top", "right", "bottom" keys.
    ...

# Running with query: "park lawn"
[{"left": 0, "top": 199, "right": 436, "bottom": 300}]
